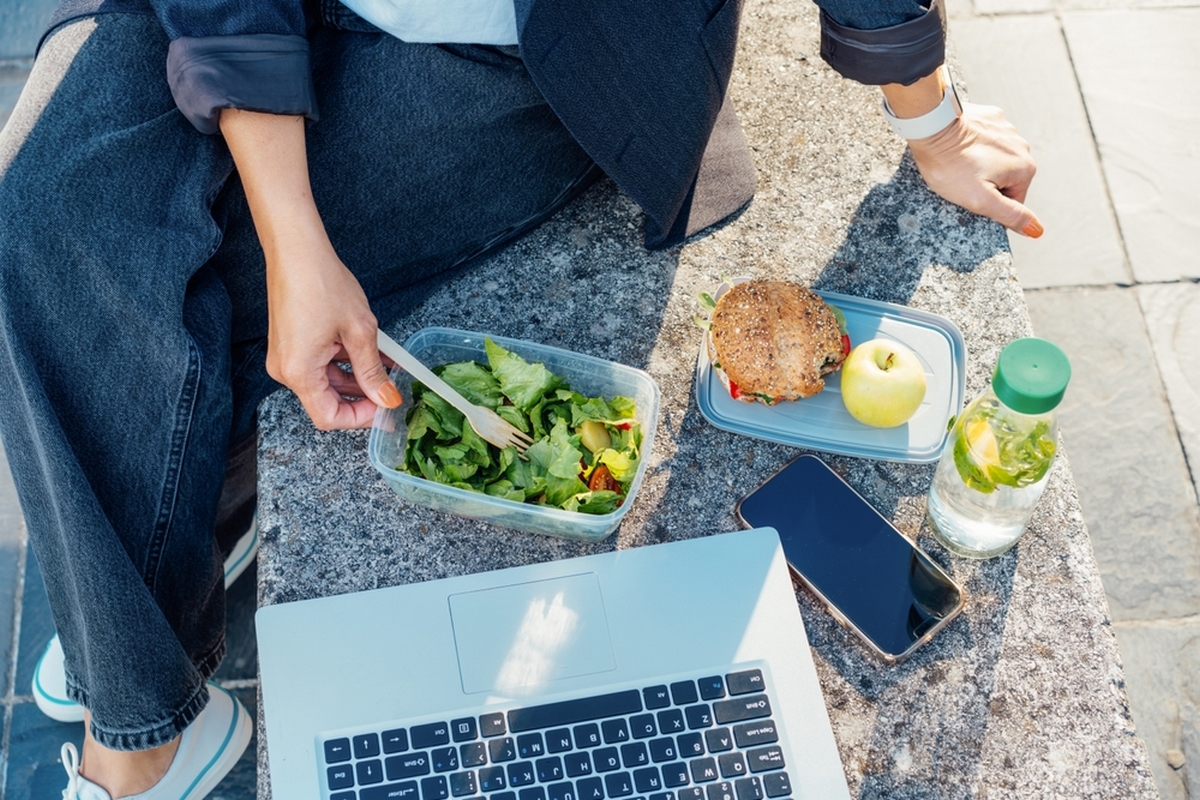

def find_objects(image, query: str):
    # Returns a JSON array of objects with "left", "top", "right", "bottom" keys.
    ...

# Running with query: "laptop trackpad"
[{"left": 449, "top": 573, "right": 616, "bottom": 694}]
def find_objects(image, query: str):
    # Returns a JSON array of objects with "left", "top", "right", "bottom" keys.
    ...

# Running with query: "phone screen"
[{"left": 737, "top": 455, "right": 963, "bottom": 661}]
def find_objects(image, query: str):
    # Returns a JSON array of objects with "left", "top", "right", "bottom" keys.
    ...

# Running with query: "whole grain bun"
[{"left": 709, "top": 279, "right": 846, "bottom": 402}]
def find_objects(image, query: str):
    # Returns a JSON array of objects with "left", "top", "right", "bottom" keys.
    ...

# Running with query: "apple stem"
[{"left": 884, "top": 352, "right": 895, "bottom": 371}]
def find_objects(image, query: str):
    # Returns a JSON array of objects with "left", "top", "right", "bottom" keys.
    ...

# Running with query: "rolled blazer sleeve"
[
  {"left": 812, "top": 0, "right": 946, "bottom": 86},
  {"left": 43, "top": 0, "right": 318, "bottom": 134}
]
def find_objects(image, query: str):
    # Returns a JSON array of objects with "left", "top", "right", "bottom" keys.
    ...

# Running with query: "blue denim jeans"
[{"left": 0, "top": 11, "right": 596, "bottom": 750}]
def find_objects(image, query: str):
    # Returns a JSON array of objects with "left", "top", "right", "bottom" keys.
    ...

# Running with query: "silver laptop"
[{"left": 256, "top": 527, "right": 851, "bottom": 800}]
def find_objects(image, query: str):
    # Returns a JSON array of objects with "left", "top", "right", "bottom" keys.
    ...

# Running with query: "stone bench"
[{"left": 253, "top": 0, "right": 1159, "bottom": 796}]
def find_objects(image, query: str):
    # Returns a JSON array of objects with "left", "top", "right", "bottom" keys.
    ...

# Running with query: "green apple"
[{"left": 840, "top": 339, "right": 927, "bottom": 427}]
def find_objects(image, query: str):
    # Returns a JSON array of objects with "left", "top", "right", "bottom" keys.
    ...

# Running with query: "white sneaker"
[
  {"left": 34, "top": 515, "right": 258, "bottom": 723},
  {"left": 59, "top": 682, "right": 253, "bottom": 800}
]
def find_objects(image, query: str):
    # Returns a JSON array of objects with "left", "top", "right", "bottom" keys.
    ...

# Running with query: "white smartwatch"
[{"left": 881, "top": 65, "right": 963, "bottom": 140}]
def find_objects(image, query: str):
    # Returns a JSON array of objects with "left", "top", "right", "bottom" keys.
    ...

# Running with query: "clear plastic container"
[
  {"left": 369, "top": 328, "right": 661, "bottom": 542},
  {"left": 927, "top": 338, "right": 1071, "bottom": 558}
]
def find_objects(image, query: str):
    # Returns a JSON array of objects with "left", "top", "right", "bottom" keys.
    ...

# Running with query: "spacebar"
[{"left": 508, "top": 690, "right": 643, "bottom": 732}]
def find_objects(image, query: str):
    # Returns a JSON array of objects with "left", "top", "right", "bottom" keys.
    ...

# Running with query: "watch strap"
[{"left": 881, "top": 65, "right": 963, "bottom": 140}]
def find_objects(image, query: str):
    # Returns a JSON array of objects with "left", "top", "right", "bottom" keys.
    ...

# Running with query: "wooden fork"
[{"left": 377, "top": 330, "right": 534, "bottom": 454}]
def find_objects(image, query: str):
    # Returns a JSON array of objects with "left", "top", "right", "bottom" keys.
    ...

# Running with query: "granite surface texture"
[{"left": 254, "top": 0, "right": 1158, "bottom": 797}]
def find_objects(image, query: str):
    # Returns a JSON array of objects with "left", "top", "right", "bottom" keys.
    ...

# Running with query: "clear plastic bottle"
[{"left": 928, "top": 338, "right": 1071, "bottom": 558}]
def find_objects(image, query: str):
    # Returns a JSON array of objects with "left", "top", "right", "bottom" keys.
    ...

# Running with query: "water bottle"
[{"left": 927, "top": 338, "right": 1071, "bottom": 558}]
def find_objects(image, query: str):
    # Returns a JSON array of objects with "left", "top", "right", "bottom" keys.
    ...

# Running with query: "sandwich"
[{"left": 707, "top": 279, "right": 850, "bottom": 405}]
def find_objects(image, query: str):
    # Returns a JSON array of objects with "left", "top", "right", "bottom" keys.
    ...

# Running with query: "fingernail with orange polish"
[
  {"left": 1022, "top": 219, "right": 1044, "bottom": 239},
  {"left": 379, "top": 381, "right": 402, "bottom": 408}
]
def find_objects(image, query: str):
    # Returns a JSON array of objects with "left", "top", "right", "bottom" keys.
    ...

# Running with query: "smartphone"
[{"left": 736, "top": 455, "right": 965, "bottom": 664}]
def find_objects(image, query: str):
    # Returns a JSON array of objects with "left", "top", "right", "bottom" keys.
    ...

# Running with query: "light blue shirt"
[{"left": 339, "top": 0, "right": 518, "bottom": 45}]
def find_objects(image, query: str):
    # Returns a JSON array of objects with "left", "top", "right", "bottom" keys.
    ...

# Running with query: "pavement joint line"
[{"left": 1052, "top": 9, "right": 1138, "bottom": 286}]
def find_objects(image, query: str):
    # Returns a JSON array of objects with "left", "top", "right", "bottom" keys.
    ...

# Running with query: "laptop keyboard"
[{"left": 320, "top": 668, "right": 793, "bottom": 800}]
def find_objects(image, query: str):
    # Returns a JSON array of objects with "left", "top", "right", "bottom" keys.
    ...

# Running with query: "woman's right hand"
[{"left": 219, "top": 109, "right": 401, "bottom": 430}]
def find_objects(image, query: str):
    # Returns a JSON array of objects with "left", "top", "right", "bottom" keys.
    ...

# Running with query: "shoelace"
[{"left": 61, "top": 742, "right": 82, "bottom": 800}]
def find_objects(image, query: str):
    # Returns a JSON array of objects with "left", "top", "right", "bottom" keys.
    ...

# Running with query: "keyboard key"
[
  {"left": 643, "top": 686, "right": 671, "bottom": 710},
  {"left": 479, "top": 766, "right": 507, "bottom": 792},
  {"left": 629, "top": 714, "right": 657, "bottom": 739},
  {"left": 459, "top": 742, "right": 487, "bottom": 767},
  {"left": 684, "top": 706, "right": 713, "bottom": 730},
  {"left": 677, "top": 733, "right": 704, "bottom": 758},
  {"left": 678, "top": 787, "right": 705, "bottom": 800},
  {"left": 450, "top": 771, "right": 477, "bottom": 797},
  {"left": 520, "top": 788, "right": 548, "bottom": 800},
  {"left": 604, "top": 772, "right": 635, "bottom": 798},
  {"left": 650, "top": 793, "right": 674, "bottom": 800},
  {"left": 537, "top": 756, "right": 565, "bottom": 782},
  {"left": 633, "top": 766, "right": 663, "bottom": 793},
  {"left": 517, "top": 733, "right": 545, "bottom": 759},
  {"left": 717, "top": 753, "right": 746, "bottom": 779},
  {"left": 697, "top": 677, "right": 725, "bottom": 701},
  {"left": 577, "top": 776, "right": 605, "bottom": 800},
  {"left": 744, "top": 747, "right": 784, "bottom": 774},
  {"left": 359, "top": 760, "right": 385, "bottom": 785},
  {"left": 490, "top": 737, "right": 518, "bottom": 763},
  {"left": 564, "top": 751, "right": 593, "bottom": 778},
  {"left": 509, "top": 691, "right": 642, "bottom": 733},
  {"left": 601, "top": 719, "right": 630, "bottom": 744},
  {"left": 593, "top": 747, "right": 621, "bottom": 772},
  {"left": 762, "top": 772, "right": 789, "bottom": 799},
  {"left": 452, "top": 718, "right": 478, "bottom": 743},
  {"left": 574, "top": 723, "right": 602, "bottom": 749},
  {"left": 546, "top": 728, "right": 573, "bottom": 753},
  {"left": 661, "top": 763, "right": 689, "bottom": 788},
  {"left": 481, "top": 713, "right": 507, "bottom": 737},
  {"left": 432, "top": 747, "right": 459, "bottom": 772},
  {"left": 669, "top": 682, "right": 699, "bottom": 706},
  {"left": 724, "top": 671, "right": 763, "bottom": 697},
  {"left": 356, "top": 733, "right": 383, "bottom": 759},
  {"left": 412, "top": 722, "right": 451, "bottom": 749},
  {"left": 704, "top": 729, "right": 733, "bottom": 753},
  {"left": 548, "top": 781, "right": 577, "bottom": 800},
  {"left": 690, "top": 758, "right": 719, "bottom": 783},
  {"left": 493, "top": 793, "right": 517, "bottom": 800},
  {"left": 325, "top": 738, "right": 352, "bottom": 764},
  {"left": 331, "top": 792, "right": 357, "bottom": 800},
  {"left": 656, "top": 710, "right": 685, "bottom": 735},
  {"left": 328, "top": 764, "right": 355, "bottom": 790},
  {"left": 731, "top": 722, "right": 777, "bottom": 749},
  {"left": 712, "top": 696, "right": 771, "bottom": 726},
  {"left": 704, "top": 781, "right": 735, "bottom": 800},
  {"left": 508, "top": 761, "right": 537, "bottom": 786},
  {"left": 648, "top": 738, "right": 677, "bottom": 763},
  {"left": 734, "top": 777, "right": 762, "bottom": 800},
  {"left": 387, "top": 752, "right": 432, "bottom": 780},
  {"left": 361, "top": 782, "right": 419, "bottom": 800},
  {"left": 384, "top": 729, "right": 410, "bottom": 754},
  {"left": 620, "top": 742, "right": 649, "bottom": 768},
  {"left": 422, "top": 775, "right": 449, "bottom": 800}
]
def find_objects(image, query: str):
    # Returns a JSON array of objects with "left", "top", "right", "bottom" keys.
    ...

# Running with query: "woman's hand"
[
  {"left": 219, "top": 109, "right": 401, "bottom": 430},
  {"left": 882, "top": 69, "right": 1043, "bottom": 238}
]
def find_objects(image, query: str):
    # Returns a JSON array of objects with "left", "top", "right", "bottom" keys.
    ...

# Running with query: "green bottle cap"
[{"left": 992, "top": 338, "right": 1071, "bottom": 415}]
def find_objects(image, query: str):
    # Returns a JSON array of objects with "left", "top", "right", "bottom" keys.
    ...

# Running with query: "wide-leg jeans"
[{"left": 0, "top": 10, "right": 596, "bottom": 750}]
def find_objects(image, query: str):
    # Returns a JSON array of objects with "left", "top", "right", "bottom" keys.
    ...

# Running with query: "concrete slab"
[
  {"left": 2, "top": 702, "right": 82, "bottom": 800},
  {"left": 952, "top": 14, "right": 1129, "bottom": 288},
  {"left": 1063, "top": 9, "right": 1200, "bottom": 283},
  {"left": 1112, "top": 620, "right": 1200, "bottom": 800},
  {"left": 1024, "top": 286, "right": 1200, "bottom": 621},
  {"left": 0, "top": 0, "right": 58, "bottom": 60},
  {"left": 1137, "top": 282, "right": 1200, "bottom": 505},
  {"left": 973, "top": 0, "right": 1195, "bottom": 12}
]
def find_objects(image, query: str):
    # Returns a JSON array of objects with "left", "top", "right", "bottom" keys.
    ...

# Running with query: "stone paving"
[{"left": 1, "top": 0, "right": 1198, "bottom": 798}]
